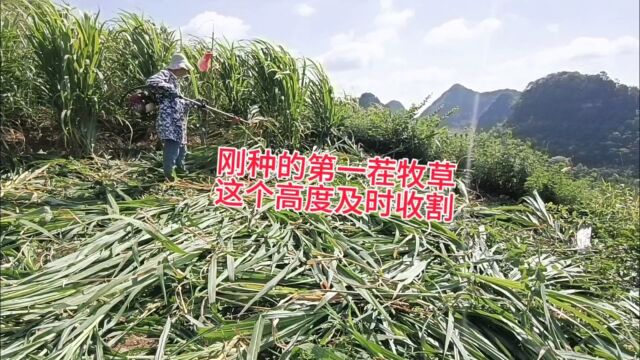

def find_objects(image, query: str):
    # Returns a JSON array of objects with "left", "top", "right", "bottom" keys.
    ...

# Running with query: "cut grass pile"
[{"left": 1, "top": 152, "right": 638, "bottom": 359}]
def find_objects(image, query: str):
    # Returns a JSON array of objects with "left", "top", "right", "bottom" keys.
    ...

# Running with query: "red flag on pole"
[{"left": 198, "top": 51, "right": 214, "bottom": 72}]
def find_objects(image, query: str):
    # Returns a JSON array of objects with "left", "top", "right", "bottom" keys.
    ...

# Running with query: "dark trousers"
[{"left": 163, "top": 139, "right": 186, "bottom": 179}]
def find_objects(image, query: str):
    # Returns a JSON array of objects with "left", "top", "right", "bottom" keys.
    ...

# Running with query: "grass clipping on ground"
[{"left": 0, "top": 153, "right": 638, "bottom": 359}]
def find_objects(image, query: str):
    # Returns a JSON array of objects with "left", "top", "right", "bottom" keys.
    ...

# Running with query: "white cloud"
[
  {"left": 480, "top": 35, "right": 640, "bottom": 92},
  {"left": 536, "top": 36, "right": 639, "bottom": 63},
  {"left": 424, "top": 17, "right": 502, "bottom": 45},
  {"left": 379, "top": 0, "right": 393, "bottom": 10},
  {"left": 182, "top": 11, "right": 250, "bottom": 40},
  {"left": 321, "top": 31, "right": 385, "bottom": 71},
  {"left": 375, "top": 7, "right": 414, "bottom": 27},
  {"left": 295, "top": 3, "right": 316, "bottom": 17},
  {"left": 319, "top": 0, "right": 414, "bottom": 71},
  {"left": 546, "top": 24, "right": 560, "bottom": 33}
]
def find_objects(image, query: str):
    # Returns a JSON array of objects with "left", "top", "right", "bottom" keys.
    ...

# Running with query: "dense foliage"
[
  {"left": 509, "top": 71, "right": 640, "bottom": 169},
  {"left": 1, "top": 0, "right": 342, "bottom": 158}
]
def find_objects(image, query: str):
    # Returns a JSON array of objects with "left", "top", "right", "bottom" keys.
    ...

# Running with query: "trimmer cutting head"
[{"left": 124, "top": 86, "right": 157, "bottom": 118}]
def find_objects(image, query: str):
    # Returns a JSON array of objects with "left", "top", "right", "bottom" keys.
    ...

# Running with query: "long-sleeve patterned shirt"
[{"left": 146, "top": 69, "right": 197, "bottom": 144}]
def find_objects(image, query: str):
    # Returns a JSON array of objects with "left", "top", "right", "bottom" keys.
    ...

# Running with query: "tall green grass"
[
  {"left": 243, "top": 40, "right": 308, "bottom": 148},
  {"left": 3, "top": 0, "right": 353, "bottom": 155},
  {"left": 24, "top": 1, "right": 107, "bottom": 155},
  {"left": 113, "top": 12, "right": 177, "bottom": 84},
  {"left": 183, "top": 39, "right": 341, "bottom": 150},
  {"left": 0, "top": 0, "right": 36, "bottom": 123},
  {"left": 306, "top": 61, "right": 345, "bottom": 147}
]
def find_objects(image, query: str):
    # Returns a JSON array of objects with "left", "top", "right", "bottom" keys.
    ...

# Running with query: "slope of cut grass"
[{"left": 1, "top": 152, "right": 638, "bottom": 359}]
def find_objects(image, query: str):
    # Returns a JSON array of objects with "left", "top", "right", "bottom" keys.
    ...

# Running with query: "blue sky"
[{"left": 61, "top": 0, "right": 639, "bottom": 106}]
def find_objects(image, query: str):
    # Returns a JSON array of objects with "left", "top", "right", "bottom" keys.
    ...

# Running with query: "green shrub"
[
  {"left": 341, "top": 98, "right": 468, "bottom": 163},
  {"left": 470, "top": 130, "right": 546, "bottom": 197},
  {"left": 545, "top": 181, "right": 640, "bottom": 289},
  {"left": 342, "top": 107, "right": 553, "bottom": 199},
  {"left": 524, "top": 166, "right": 592, "bottom": 205},
  {"left": 580, "top": 182, "right": 639, "bottom": 287},
  {"left": 342, "top": 101, "right": 416, "bottom": 157},
  {"left": 420, "top": 127, "right": 468, "bottom": 164}
]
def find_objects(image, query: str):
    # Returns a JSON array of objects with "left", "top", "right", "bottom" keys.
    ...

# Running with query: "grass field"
[
  {"left": 1, "top": 148, "right": 638, "bottom": 359},
  {"left": 1, "top": 0, "right": 639, "bottom": 358}
]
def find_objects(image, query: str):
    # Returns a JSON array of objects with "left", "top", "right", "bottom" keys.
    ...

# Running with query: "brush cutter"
[
  {"left": 124, "top": 85, "right": 157, "bottom": 118},
  {"left": 178, "top": 96, "right": 252, "bottom": 124},
  {"left": 124, "top": 86, "right": 264, "bottom": 125}
]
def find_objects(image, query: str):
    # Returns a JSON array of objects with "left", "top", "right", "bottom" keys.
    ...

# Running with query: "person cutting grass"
[
  {"left": 146, "top": 53, "right": 206, "bottom": 181},
  {"left": 147, "top": 52, "right": 245, "bottom": 181}
]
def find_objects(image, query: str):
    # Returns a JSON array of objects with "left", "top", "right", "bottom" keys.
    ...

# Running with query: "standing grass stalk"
[{"left": 24, "top": 0, "right": 106, "bottom": 156}]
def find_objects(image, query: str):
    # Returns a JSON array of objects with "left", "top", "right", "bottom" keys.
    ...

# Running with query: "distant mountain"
[
  {"left": 359, "top": 72, "right": 638, "bottom": 170},
  {"left": 477, "top": 92, "right": 520, "bottom": 129},
  {"left": 385, "top": 100, "right": 406, "bottom": 113},
  {"left": 358, "top": 93, "right": 406, "bottom": 113},
  {"left": 420, "top": 84, "right": 520, "bottom": 129},
  {"left": 508, "top": 71, "right": 639, "bottom": 169},
  {"left": 358, "top": 92, "right": 383, "bottom": 108}
]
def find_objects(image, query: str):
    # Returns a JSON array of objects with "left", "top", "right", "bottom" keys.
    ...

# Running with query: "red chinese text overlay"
[{"left": 214, "top": 147, "right": 457, "bottom": 222}]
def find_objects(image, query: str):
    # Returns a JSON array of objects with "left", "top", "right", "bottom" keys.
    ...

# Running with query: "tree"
[{"left": 508, "top": 71, "right": 639, "bottom": 169}]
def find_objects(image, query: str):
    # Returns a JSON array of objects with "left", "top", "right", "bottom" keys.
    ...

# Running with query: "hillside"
[
  {"left": 508, "top": 71, "right": 639, "bottom": 169},
  {"left": 358, "top": 92, "right": 406, "bottom": 112},
  {"left": 358, "top": 92, "right": 383, "bottom": 108},
  {"left": 477, "top": 92, "right": 519, "bottom": 129},
  {"left": 385, "top": 100, "right": 406, "bottom": 113},
  {"left": 420, "top": 84, "right": 520, "bottom": 129}
]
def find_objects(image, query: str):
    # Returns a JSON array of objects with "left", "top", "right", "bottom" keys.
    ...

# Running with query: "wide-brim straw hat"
[{"left": 167, "top": 53, "right": 193, "bottom": 71}]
